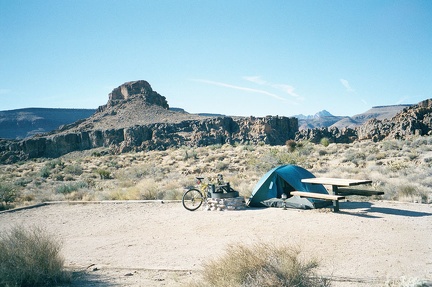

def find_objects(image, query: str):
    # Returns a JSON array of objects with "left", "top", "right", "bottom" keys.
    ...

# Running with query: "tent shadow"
[{"left": 338, "top": 201, "right": 432, "bottom": 218}]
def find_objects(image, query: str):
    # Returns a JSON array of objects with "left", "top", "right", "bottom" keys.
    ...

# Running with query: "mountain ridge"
[
  {"left": 0, "top": 108, "right": 96, "bottom": 139},
  {"left": 0, "top": 104, "right": 412, "bottom": 140}
]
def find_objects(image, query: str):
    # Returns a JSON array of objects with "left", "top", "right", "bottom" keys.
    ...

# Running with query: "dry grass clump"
[
  {"left": 0, "top": 225, "right": 70, "bottom": 287},
  {"left": 384, "top": 276, "right": 430, "bottom": 287},
  {"left": 189, "top": 243, "right": 330, "bottom": 287}
]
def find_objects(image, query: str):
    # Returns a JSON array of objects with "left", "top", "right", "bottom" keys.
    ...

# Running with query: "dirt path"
[{"left": 1, "top": 200, "right": 431, "bottom": 286}]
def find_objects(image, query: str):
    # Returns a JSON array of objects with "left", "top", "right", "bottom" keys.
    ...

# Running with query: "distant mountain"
[
  {"left": 295, "top": 110, "right": 334, "bottom": 119},
  {"left": 0, "top": 108, "right": 96, "bottom": 139},
  {"left": 295, "top": 105, "right": 412, "bottom": 130},
  {"left": 294, "top": 110, "right": 344, "bottom": 130},
  {"left": 331, "top": 104, "right": 412, "bottom": 129}
]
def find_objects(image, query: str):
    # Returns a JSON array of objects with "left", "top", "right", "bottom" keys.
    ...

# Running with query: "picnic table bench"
[
  {"left": 335, "top": 188, "right": 384, "bottom": 196},
  {"left": 290, "top": 191, "right": 345, "bottom": 212}
]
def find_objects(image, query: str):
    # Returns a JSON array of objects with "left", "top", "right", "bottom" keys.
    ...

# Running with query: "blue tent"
[{"left": 248, "top": 165, "right": 330, "bottom": 209}]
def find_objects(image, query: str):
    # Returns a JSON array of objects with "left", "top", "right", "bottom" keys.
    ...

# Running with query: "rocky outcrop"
[
  {"left": 357, "top": 99, "right": 432, "bottom": 141},
  {"left": 97, "top": 80, "right": 169, "bottom": 113},
  {"left": 296, "top": 99, "right": 432, "bottom": 144},
  {"left": 295, "top": 126, "right": 357, "bottom": 144},
  {"left": 0, "top": 116, "right": 297, "bottom": 163}
]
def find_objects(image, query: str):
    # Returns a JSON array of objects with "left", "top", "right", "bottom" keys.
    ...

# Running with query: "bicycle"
[{"left": 182, "top": 174, "right": 236, "bottom": 211}]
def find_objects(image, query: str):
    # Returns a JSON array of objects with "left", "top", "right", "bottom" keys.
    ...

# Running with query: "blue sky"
[{"left": 1, "top": 0, "right": 431, "bottom": 117}]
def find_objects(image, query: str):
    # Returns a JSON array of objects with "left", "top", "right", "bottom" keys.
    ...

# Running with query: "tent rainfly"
[{"left": 247, "top": 165, "right": 331, "bottom": 209}]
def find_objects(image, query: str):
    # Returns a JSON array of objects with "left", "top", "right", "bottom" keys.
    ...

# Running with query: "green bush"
[
  {"left": 320, "top": 137, "right": 330, "bottom": 147},
  {"left": 55, "top": 182, "right": 88, "bottom": 194},
  {"left": 39, "top": 166, "right": 51, "bottom": 178},
  {"left": 191, "top": 243, "right": 330, "bottom": 287},
  {"left": 64, "top": 164, "right": 83, "bottom": 175},
  {"left": 96, "top": 169, "right": 111, "bottom": 179},
  {"left": 45, "top": 159, "right": 63, "bottom": 169},
  {"left": 0, "top": 182, "right": 18, "bottom": 208},
  {"left": 0, "top": 225, "right": 70, "bottom": 287}
]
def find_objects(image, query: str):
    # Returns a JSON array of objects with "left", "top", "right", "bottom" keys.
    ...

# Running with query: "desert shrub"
[
  {"left": 382, "top": 140, "right": 403, "bottom": 151},
  {"left": 54, "top": 174, "right": 64, "bottom": 181},
  {"left": 45, "top": 159, "right": 63, "bottom": 169},
  {"left": 117, "top": 163, "right": 166, "bottom": 182},
  {"left": 190, "top": 243, "right": 330, "bottom": 287},
  {"left": 163, "top": 188, "right": 184, "bottom": 200},
  {"left": 39, "top": 166, "right": 51, "bottom": 178},
  {"left": 242, "top": 144, "right": 255, "bottom": 151},
  {"left": 184, "top": 149, "right": 198, "bottom": 160},
  {"left": 0, "top": 225, "right": 70, "bottom": 287},
  {"left": 96, "top": 169, "right": 111, "bottom": 179},
  {"left": 286, "top": 140, "right": 297, "bottom": 152},
  {"left": 108, "top": 179, "right": 164, "bottom": 200},
  {"left": 384, "top": 276, "right": 429, "bottom": 287},
  {"left": 215, "top": 161, "right": 229, "bottom": 171},
  {"left": 64, "top": 164, "right": 83, "bottom": 175},
  {"left": 407, "top": 152, "right": 419, "bottom": 161},
  {"left": 14, "top": 178, "right": 32, "bottom": 187},
  {"left": 320, "top": 137, "right": 330, "bottom": 147},
  {"left": 376, "top": 152, "right": 387, "bottom": 160},
  {"left": 139, "top": 179, "right": 164, "bottom": 200},
  {"left": 394, "top": 185, "right": 429, "bottom": 203},
  {"left": 55, "top": 182, "right": 88, "bottom": 194},
  {"left": 389, "top": 160, "right": 408, "bottom": 172},
  {"left": 0, "top": 182, "right": 18, "bottom": 209},
  {"left": 341, "top": 150, "right": 367, "bottom": 167},
  {"left": 261, "top": 148, "right": 308, "bottom": 168}
]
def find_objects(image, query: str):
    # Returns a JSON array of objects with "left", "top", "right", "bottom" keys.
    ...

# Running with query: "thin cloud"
[
  {"left": 192, "top": 78, "right": 290, "bottom": 102},
  {"left": 340, "top": 79, "right": 355, "bottom": 92},
  {"left": 242, "top": 76, "right": 267, "bottom": 85},
  {"left": 243, "top": 76, "right": 302, "bottom": 99},
  {"left": 395, "top": 97, "right": 409, "bottom": 105}
]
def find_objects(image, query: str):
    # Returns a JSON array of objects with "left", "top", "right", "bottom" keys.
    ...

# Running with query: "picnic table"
[
  {"left": 292, "top": 178, "right": 382, "bottom": 212},
  {"left": 301, "top": 178, "right": 373, "bottom": 195}
]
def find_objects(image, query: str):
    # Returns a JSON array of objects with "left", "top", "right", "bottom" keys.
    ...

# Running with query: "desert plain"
[{"left": 1, "top": 199, "right": 431, "bottom": 286}]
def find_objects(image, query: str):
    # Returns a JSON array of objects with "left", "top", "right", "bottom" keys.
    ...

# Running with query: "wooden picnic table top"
[{"left": 301, "top": 177, "right": 372, "bottom": 187}]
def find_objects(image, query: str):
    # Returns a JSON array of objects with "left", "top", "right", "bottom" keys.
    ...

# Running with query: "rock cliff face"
[
  {"left": 0, "top": 81, "right": 298, "bottom": 163},
  {"left": 97, "top": 80, "right": 169, "bottom": 113},
  {"left": 357, "top": 99, "right": 432, "bottom": 141},
  {"left": 295, "top": 126, "right": 357, "bottom": 144},
  {"left": 296, "top": 99, "right": 432, "bottom": 144}
]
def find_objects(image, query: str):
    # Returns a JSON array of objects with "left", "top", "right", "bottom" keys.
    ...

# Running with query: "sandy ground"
[{"left": 1, "top": 200, "right": 431, "bottom": 286}]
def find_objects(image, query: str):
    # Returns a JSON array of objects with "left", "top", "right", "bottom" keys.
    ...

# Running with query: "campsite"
[
  {"left": 249, "top": 164, "right": 337, "bottom": 209},
  {"left": 1, "top": 140, "right": 432, "bottom": 286}
]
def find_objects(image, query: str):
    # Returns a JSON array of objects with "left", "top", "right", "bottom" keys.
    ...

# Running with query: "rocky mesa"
[{"left": 0, "top": 80, "right": 298, "bottom": 163}]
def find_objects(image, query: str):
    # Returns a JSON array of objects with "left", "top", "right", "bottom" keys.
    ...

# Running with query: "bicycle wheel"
[{"left": 182, "top": 188, "right": 204, "bottom": 211}]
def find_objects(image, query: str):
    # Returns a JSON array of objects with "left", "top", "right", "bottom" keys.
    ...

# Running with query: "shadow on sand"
[
  {"left": 63, "top": 270, "right": 120, "bottom": 287},
  {"left": 338, "top": 201, "right": 432, "bottom": 218}
]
